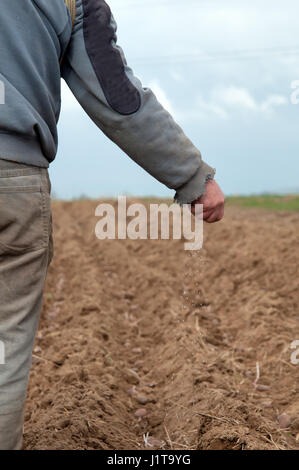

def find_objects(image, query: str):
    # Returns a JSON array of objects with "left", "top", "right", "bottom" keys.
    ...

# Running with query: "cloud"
[
  {"left": 261, "top": 94, "right": 288, "bottom": 111},
  {"left": 195, "top": 96, "right": 229, "bottom": 120},
  {"left": 169, "top": 70, "right": 184, "bottom": 83},
  {"left": 208, "top": 86, "right": 287, "bottom": 117},
  {"left": 177, "top": 87, "right": 258, "bottom": 123},
  {"left": 214, "top": 86, "right": 288, "bottom": 113},
  {"left": 148, "top": 79, "right": 178, "bottom": 118},
  {"left": 176, "top": 86, "right": 288, "bottom": 124},
  {"left": 215, "top": 87, "right": 258, "bottom": 110}
]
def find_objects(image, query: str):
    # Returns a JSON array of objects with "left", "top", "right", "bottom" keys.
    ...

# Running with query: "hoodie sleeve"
[{"left": 61, "top": 0, "right": 215, "bottom": 203}]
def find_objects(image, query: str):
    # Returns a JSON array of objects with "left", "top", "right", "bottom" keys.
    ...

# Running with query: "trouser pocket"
[{"left": 0, "top": 169, "right": 51, "bottom": 255}]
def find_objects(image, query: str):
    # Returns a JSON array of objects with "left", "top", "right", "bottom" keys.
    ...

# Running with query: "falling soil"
[{"left": 23, "top": 200, "right": 299, "bottom": 450}]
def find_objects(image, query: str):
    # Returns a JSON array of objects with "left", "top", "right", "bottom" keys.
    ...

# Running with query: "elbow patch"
[{"left": 82, "top": 0, "right": 141, "bottom": 115}]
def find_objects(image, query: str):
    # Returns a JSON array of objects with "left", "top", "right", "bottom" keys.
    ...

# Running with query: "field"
[{"left": 23, "top": 198, "right": 299, "bottom": 450}]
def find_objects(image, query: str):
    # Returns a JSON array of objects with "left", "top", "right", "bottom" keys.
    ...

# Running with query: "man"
[{"left": 0, "top": 0, "right": 224, "bottom": 450}]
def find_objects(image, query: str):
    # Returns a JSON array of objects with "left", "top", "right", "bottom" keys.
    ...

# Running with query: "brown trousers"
[{"left": 0, "top": 159, "right": 53, "bottom": 449}]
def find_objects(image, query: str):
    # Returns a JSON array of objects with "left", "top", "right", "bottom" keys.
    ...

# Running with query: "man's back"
[{"left": 0, "top": 0, "right": 72, "bottom": 166}]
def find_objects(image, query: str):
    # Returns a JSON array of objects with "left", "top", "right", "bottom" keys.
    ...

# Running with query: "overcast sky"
[{"left": 52, "top": 0, "right": 299, "bottom": 199}]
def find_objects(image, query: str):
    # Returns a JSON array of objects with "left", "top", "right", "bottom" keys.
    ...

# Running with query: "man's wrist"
[{"left": 174, "top": 162, "right": 216, "bottom": 205}]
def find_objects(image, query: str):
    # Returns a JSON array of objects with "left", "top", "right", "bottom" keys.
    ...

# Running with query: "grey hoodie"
[{"left": 0, "top": 0, "right": 215, "bottom": 203}]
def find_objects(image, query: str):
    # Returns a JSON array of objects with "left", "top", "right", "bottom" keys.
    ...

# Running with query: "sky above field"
[{"left": 51, "top": 0, "right": 299, "bottom": 199}]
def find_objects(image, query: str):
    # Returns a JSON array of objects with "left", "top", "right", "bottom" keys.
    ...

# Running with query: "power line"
[
  {"left": 111, "top": 0, "right": 222, "bottom": 9},
  {"left": 130, "top": 46, "right": 299, "bottom": 65}
]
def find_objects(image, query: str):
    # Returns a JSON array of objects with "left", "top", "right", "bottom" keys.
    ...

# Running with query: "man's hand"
[{"left": 191, "top": 180, "right": 225, "bottom": 223}]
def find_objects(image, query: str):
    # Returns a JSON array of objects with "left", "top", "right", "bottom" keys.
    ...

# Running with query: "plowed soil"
[{"left": 23, "top": 200, "right": 299, "bottom": 450}]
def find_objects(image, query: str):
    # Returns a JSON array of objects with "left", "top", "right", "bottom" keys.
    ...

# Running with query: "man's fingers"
[
  {"left": 218, "top": 205, "right": 225, "bottom": 220},
  {"left": 203, "top": 206, "right": 224, "bottom": 223},
  {"left": 204, "top": 213, "right": 218, "bottom": 223},
  {"left": 203, "top": 210, "right": 218, "bottom": 223},
  {"left": 192, "top": 204, "right": 224, "bottom": 223}
]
